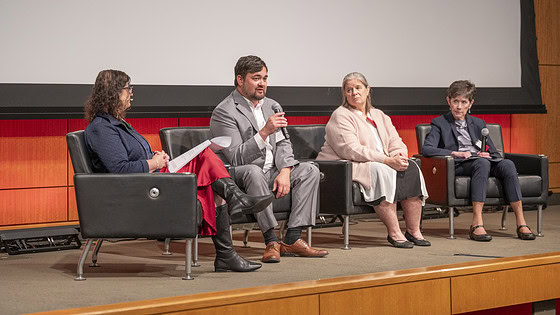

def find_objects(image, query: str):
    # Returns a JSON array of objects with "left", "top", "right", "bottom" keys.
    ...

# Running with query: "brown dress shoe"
[
  {"left": 279, "top": 239, "right": 329, "bottom": 257},
  {"left": 262, "top": 241, "right": 281, "bottom": 263}
]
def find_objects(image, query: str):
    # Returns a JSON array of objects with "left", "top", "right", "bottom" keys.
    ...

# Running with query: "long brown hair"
[{"left": 84, "top": 69, "right": 130, "bottom": 122}]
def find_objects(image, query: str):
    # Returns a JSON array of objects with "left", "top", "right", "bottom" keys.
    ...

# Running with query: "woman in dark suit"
[
  {"left": 83, "top": 69, "right": 274, "bottom": 272},
  {"left": 422, "top": 80, "right": 535, "bottom": 241}
]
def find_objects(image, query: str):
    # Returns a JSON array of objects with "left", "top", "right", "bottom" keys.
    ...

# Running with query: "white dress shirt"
[{"left": 243, "top": 96, "right": 274, "bottom": 172}]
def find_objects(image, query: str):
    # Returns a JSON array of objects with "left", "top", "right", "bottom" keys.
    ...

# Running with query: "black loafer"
[
  {"left": 517, "top": 225, "right": 536, "bottom": 240},
  {"left": 404, "top": 231, "right": 431, "bottom": 246},
  {"left": 469, "top": 225, "right": 492, "bottom": 242},
  {"left": 387, "top": 235, "right": 414, "bottom": 248}
]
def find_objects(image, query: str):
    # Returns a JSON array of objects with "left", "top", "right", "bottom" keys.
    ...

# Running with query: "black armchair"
[
  {"left": 67, "top": 131, "right": 199, "bottom": 280},
  {"left": 415, "top": 123, "right": 548, "bottom": 239},
  {"left": 287, "top": 125, "right": 375, "bottom": 250},
  {"left": 159, "top": 127, "right": 296, "bottom": 254}
]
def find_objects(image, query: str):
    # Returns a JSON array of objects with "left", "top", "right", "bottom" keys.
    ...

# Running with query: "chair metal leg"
[
  {"left": 75, "top": 239, "right": 94, "bottom": 281},
  {"left": 500, "top": 205, "right": 509, "bottom": 230},
  {"left": 307, "top": 226, "right": 312, "bottom": 247},
  {"left": 90, "top": 239, "right": 103, "bottom": 267},
  {"left": 448, "top": 207, "right": 455, "bottom": 239},
  {"left": 537, "top": 205, "right": 544, "bottom": 237},
  {"left": 243, "top": 230, "right": 250, "bottom": 248},
  {"left": 183, "top": 239, "right": 194, "bottom": 280},
  {"left": 162, "top": 238, "right": 172, "bottom": 255},
  {"left": 192, "top": 235, "right": 200, "bottom": 267},
  {"left": 342, "top": 215, "right": 351, "bottom": 250}
]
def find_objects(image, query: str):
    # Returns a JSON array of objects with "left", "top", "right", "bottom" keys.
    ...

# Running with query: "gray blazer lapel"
[{"left": 233, "top": 90, "right": 259, "bottom": 132}]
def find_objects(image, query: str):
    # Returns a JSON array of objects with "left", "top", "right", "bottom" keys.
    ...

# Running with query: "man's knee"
[
  {"left": 298, "top": 162, "right": 320, "bottom": 181},
  {"left": 236, "top": 165, "right": 266, "bottom": 186}
]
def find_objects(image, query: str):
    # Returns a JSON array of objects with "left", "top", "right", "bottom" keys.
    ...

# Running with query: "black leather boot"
[
  {"left": 212, "top": 205, "right": 262, "bottom": 272},
  {"left": 211, "top": 177, "right": 273, "bottom": 220}
]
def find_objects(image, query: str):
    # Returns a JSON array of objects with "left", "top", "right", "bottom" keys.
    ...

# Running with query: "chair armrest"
[
  {"left": 411, "top": 155, "right": 420, "bottom": 168},
  {"left": 74, "top": 173, "right": 199, "bottom": 239},
  {"left": 506, "top": 153, "right": 549, "bottom": 199},
  {"left": 314, "top": 160, "right": 354, "bottom": 214},
  {"left": 416, "top": 155, "right": 455, "bottom": 205},
  {"left": 505, "top": 153, "right": 548, "bottom": 176}
]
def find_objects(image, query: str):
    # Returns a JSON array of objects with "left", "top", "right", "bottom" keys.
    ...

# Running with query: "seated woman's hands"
[
  {"left": 384, "top": 153, "right": 409, "bottom": 171},
  {"left": 451, "top": 151, "right": 490, "bottom": 159},
  {"left": 148, "top": 150, "right": 170, "bottom": 172},
  {"left": 451, "top": 151, "right": 472, "bottom": 159},
  {"left": 477, "top": 151, "right": 491, "bottom": 158}
]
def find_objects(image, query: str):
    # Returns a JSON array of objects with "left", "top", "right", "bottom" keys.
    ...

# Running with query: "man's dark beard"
[{"left": 250, "top": 91, "right": 265, "bottom": 101}]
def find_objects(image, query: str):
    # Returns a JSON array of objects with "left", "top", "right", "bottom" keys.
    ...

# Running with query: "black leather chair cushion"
[
  {"left": 352, "top": 182, "right": 368, "bottom": 206},
  {"left": 287, "top": 125, "right": 326, "bottom": 160},
  {"left": 454, "top": 175, "right": 543, "bottom": 199},
  {"left": 67, "top": 131, "right": 94, "bottom": 174},
  {"left": 160, "top": 127, "right": 212, "bottom": 160},
  {"left": 74, "top": 173, "right": 199, "bottom": 239}
]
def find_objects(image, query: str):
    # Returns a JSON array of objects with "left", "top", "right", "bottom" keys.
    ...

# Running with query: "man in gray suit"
[{"left": 210, "top": 55, "right": 328, "bottom": 263}]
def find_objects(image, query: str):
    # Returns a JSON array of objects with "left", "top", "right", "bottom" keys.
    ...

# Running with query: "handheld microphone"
[
  {"left": 481, "top": 128, "right": 489, "bottom": 152},
  {"left": 272, "top": 104, "right": 290, "bottom": 140}
]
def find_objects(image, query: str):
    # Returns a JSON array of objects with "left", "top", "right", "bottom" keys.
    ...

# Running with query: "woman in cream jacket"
[{"left": 317, "top": 72, "right": 429, "bottom": 248}]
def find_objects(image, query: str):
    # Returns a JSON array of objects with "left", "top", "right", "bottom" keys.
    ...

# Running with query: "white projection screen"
[{"left": 0, "top": 0, "right": 544, "bottom": 118}]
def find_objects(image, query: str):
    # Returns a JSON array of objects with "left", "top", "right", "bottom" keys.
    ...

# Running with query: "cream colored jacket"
[{"left": 317, "top": 105, "right": 407, "bottom": 190}]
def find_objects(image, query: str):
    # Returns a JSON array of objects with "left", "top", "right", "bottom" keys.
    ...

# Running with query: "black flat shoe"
[
  {"left": 387, "top": 235, "right": 414, "bottom": 248},
  {"left": 517, "top": 225, "right": 536, "bottom": 240},
  {"left": 469, "top": 225, "right": 492, "bottom": 242},
  {"left": 404, "top": 231, "right": 431, "bottom": 246}
]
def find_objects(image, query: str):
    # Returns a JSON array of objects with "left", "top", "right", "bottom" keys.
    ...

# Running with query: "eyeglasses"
[{"left": 122, "top": 85, "right": 133, "bottom": 92}]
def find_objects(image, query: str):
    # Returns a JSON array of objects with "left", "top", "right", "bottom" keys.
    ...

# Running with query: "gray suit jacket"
[{"left": 210, "top": 89, "right": 299, "bottom": 170}]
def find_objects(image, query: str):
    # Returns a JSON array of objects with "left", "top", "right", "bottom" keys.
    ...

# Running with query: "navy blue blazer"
[
  {"left": 84, "top": 113, "right": 154, "bottom": 173},
  {"left": 422, "top": 112, "right": 501, "bottom": 159}
]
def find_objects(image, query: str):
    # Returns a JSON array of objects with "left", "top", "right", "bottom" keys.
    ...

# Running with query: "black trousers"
[{"left": 455, "top": 158, "right": 522, "bottom": 203}]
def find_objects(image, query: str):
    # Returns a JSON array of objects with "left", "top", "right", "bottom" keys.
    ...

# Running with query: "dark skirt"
[{"left": 371, "top": 159, "right": 424, "bottom": 206}]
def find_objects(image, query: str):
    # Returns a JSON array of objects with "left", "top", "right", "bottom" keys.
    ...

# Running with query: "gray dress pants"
[{"left": 232, "top": 162, "right": 320, "bottom": 232}]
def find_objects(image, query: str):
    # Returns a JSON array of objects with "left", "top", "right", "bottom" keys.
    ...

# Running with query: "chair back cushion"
[
  {"left": 160, "top": 127, "right": 212, "bottom": 159},
  {"left": 486, "top": 124, "right": 505, "bottom": 158},
  {"left": 416, "top": 123, "right": 504, "bottom": 158},
  {"left": 66, "top": 131, "right": 94, "bottom": 174},
  {"left": 415, "top": 124, "right": 432, "bottom": 153},
  {"left": 287, "top": 124, "right": 326, "bottom": 160}
]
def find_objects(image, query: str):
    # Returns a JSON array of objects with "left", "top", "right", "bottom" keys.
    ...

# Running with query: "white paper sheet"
[{"left": 167, "top": 136, "right": 231, "bottom": 173}]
